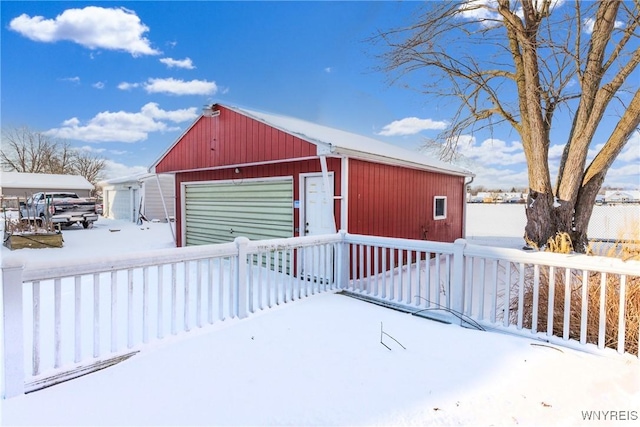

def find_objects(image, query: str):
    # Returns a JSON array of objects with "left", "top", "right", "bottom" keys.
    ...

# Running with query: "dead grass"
[
  {"left": 2, "top": 199, "right": 57, "bottom": 237},
  {"left": 588, "top": 217, "right": 640, "bottom": 261},
  {"left": 509, "top": 267, "right": 639, "bottom": 355},
  {"left": 510, "top": 221, "right": 640, "bottom": 355}
]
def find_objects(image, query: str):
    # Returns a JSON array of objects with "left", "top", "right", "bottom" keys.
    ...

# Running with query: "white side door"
[{"left": 302, "top": 174, "right": 334, "bottom": 282}]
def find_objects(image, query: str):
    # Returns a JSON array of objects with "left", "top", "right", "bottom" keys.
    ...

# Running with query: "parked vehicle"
[
  {"left": 19, "top": 192, "right": 99, "bottom": 229},
  {"left": 95, "top": 198, "right": 104, "bottom": 215}
]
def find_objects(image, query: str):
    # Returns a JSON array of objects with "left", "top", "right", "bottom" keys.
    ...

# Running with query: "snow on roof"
[
  {"left": 0, "top": 171, "right": 94, "bottom": 191},
  {"left": 225, "top": 104, "right": 473, "bottom": 177},
  {"left": 151, "top": 104, "right": 474, "bottom": 177},
  {"left": 605, "top": 190, "right": 640, "bottom": 200},
  {"left": 98, "top": 172, "right": 155, "bottom": 187}
]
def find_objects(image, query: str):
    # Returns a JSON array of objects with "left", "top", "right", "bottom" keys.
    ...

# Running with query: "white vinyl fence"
[
  {"left": 1, "top": 234, "right": 342, "bottom": 398},
  {"left": 342, "top": 235, "right": 640, "bottom": 360},
  {"left": 3, "top": 232, "right": 639, "bottom": 398}
]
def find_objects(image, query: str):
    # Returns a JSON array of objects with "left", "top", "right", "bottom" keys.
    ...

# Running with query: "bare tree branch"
[
  {"left": 373, "top": 0, "right": 640, "bottom": 251},
  {"left": 1, "top": 126, "right": 107, "bottom": 186}
]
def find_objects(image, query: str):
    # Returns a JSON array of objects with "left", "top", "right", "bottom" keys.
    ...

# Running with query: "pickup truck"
[{"left": 19, "top": 192, "right": 99, "bottom": 229}]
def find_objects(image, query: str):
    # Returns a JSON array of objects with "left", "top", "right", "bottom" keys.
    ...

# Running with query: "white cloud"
[
  {"left": 77, "top": 145, "right": 106, "bottom": 153},
  {"left": 44, "top": 102, "right": 198, "bottom": 143},
  {"left": 458, "top": 0, "right": 500, "bottom": 22},
  {"left": 159, "top": 57, "right": 195, "bottom": 69},
  {"left": 457, "top": 137, "right": 526, "bottom": 166},
  {"left": 617, "top": 131, "right": 640, "bottom": 163},
  {"left": 324, "top": 67, "right": 333, "bottom": 73},
  {"left": 118, "top": 82, "right": 139, "bottom": 91},
  {"left": 468, "top": 163, "right": 529, "bottom": 189},
  {"left": 378, "top": 117, "right": 448, "bottom": 136},
  {"left": 583, "top": 17, "right": 624, "bottom": 35},
  {"left": 458, "top": 0, "right": 567, "bottom": 27},
  {"left": 604, "top": 163, "right": 640, "bottom": 190},
  {"left": 61, "top": 76, "right": 80, "bottom": 84},
  {"left": 62, "top": 117, "right": 80, "bottom": 127},
  {"left": 454, "top": 127, "right": 638, "bottom": 189},
  {"left": 92, "top": 82, "right": 105, "bottom": 89},
  {"left": 109, "top": 150, "right": 128, "bottom": 156},
  {"left": 140, "top": 102, "right": 198, "bottom": 122},
  {"left": 548, "top": 144, "right": 566, "bottom": 161},
  {"left": 450, "top": 134, "right": 477, "bottom": 147},
  {"left": 9, "top": 6, "right": 159, "bottom": 56},
  {"left": 143, "top": 78, "right": 217, "bottom": 96},
  {"left": 101, "top": 160, "right": 148, "bottom": 180}
]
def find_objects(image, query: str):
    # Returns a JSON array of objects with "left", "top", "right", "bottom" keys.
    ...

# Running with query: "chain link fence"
[{"left": 587, "top": 204, "right": 640, "bottom": 242}]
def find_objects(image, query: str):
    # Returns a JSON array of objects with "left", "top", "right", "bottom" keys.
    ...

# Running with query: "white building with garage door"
[{"left": 98, "top": 173, "right": 175, "bottom": 223}]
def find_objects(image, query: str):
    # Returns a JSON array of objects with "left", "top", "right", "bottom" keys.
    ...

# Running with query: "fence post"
[
  {"left": 235, "top": 237, "right": 249, "bottom": 319},
  {"left": 337, "top": 230, "right": 348, "bottom": 289},
  {"left": 2, "top": 259, "right": 25, "bottom": 398},
  {"left": 451, "top": 239, "right": 467, "bottom": 325}
]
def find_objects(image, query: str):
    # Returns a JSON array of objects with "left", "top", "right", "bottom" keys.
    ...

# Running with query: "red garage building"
[{"left": 151, "top": 104, "right": 474, "bottom": 247}]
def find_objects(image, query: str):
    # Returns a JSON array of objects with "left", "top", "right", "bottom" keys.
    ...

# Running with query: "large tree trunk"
[
  {"left": 524, "top": 189, "right": 556, "bottom": 248},
  {"left": 572, "top": 183, "right": 601, "bottom": 251},
  {"left": 524, "top": 189, "right": 596, "bottom": 252}
]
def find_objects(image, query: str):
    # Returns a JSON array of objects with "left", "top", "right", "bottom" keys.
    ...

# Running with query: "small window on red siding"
[{"left": 434, "top": 196, "right": 447, "bottom": 220}]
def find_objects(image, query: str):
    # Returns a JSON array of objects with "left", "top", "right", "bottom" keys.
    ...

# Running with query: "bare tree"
[
  {"left": 375, "top": 0, "right": 640, "bottom": 251},
  {"left": 1, "top": 127, "right": 58, "bottom": 173},
  {"left": 72, "top": 151, "right": 106, "bottom": 186},
  {"left": 49, "top": 142, "right": 77, "bottom": 175},
  {"left": 1, "top": 126, "right": 107, "bottom": 187}
]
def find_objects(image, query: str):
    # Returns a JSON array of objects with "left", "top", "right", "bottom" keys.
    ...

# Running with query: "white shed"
[
  {"left": 98, "top": 173, "right": 175, "bottom": 223},
  {"left": 0, "top": 171, "right": 94, "bottom": 197}
]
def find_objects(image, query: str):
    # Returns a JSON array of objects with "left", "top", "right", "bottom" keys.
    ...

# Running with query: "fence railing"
[
  {"left": 342, "top": 235, "right": 640, "bottom": 360},
  {"left": 1, "top": 233, "right": 342, "bottom": 398},
  {"left": 3, "top": 231, "right": 639, "bottom": 398}
]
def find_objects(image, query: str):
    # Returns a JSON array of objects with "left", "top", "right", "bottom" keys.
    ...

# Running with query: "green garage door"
[{"left": 184, "top": 179, "right": 294, "bottom": 245}]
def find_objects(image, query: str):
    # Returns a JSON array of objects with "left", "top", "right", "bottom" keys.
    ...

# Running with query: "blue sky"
[{"left": 1, "top": 1, "right": 638, "bottom": 190}]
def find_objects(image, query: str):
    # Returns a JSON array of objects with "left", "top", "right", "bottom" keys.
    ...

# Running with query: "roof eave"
[{"left": 332, "top": 147, "right": 474, "bottom": 178}]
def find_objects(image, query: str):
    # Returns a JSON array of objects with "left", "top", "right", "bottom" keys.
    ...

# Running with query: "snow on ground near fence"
[
  {"left": 2, "top": 292, "right": 638, "bottom": 426},
  {"left": 1, "top": 206, "right": 639, "bottom": 425}
]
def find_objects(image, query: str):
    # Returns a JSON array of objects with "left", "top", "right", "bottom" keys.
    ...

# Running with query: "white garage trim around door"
[{"left": 182, "top": 177, "right": 294, "bottom": 246}]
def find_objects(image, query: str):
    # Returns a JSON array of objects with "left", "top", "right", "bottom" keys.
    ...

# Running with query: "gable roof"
[
  {"left": 151, "top": 103, "right": 474, "bottom": 177},
  {"left": 0, "top": 171, "right": 94, "bottom": 191}
]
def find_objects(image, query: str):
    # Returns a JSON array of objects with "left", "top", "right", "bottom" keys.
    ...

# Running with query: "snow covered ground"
[{"left": 1, "top": 205, "right": 639, "bottom": 426}]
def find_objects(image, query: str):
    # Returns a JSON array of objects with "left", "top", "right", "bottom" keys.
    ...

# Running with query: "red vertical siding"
[
  {"left": 173, "top": 158, "right": 342, "bottom": 246},
  {"left": 155, "top": 106, "right": 467, "bottom": 248},
  {"left": 347, "top": 159, "right": 465, "bottom": 243},
  {"left": 155, "top": 106, "right": 317, "bottom": 173}
]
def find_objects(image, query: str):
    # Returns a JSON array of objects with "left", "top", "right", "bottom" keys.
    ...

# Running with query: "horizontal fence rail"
[{"left": 3, "top": 231, "right": 639, "bottom": 399}]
